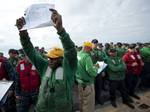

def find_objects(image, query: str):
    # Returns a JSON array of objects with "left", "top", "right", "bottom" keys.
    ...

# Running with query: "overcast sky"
[{"left": 0, "top": 0, "right": 150, "bottom": 56}]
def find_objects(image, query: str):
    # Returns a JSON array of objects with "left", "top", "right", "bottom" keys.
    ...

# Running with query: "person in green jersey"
[{"left": 16, "top": 9, "right": 77, "bottom": 112}]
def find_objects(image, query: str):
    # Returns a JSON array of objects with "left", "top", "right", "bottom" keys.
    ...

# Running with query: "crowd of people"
[{"left": 0, "top": 9, "right": 150, "bottom": 112}]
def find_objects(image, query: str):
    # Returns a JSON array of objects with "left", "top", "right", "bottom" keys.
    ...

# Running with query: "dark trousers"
[
  {"left": 16, "top": 95, "right": 38, "bottom": 112},
  {"left": 109, "top": 80, "right": 130, "bottom": 102},
  {"left": 95, "top": 73, "right": 104, "bottom": 103},
  {"left": 140, "top": 62, "right": 150, "bottom": 87},
  {"left": 125, "top": 73, "right": 140, "bottom": 95},
  {"left": 142, "top": 62, "right": 150, "bottom": 75},
  {"left": 2, "top": 95, "right": 17, "bottom": 112}
]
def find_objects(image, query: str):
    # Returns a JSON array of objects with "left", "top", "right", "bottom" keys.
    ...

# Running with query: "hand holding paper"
[
  {"left": 95, "top": 63, "right": 100, "bottom": 68},
  {"left": 96, "top": 61, "right": 107, "bottom": 74},
  {"left": 16, "top": 17, "right": 26, "bottom": 30},
  {"left": 50, "top": 9, "right": 64, "bottom": 32}
]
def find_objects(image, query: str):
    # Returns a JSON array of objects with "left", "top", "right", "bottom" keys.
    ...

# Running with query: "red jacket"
[
  {"left": 134, "top": 50, "right": 144, "bottom": 75},
  {"left": 122, "top": 50, "right": 143, "bottom": 75},
  {"left": 17, "top": 60, "right": 40, "bottom": 92},
  {"left": 0, "top": 57, "right": 9, "bottom": 80}
]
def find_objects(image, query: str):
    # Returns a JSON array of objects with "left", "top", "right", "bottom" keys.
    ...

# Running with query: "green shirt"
[
  {"left": 140, "top": 47, "right": 150, "bottom": 62},
  {"left": 76, "top": 50, "right": 98, "bottom": 86},
  {"left": 20, "top": 30, "right": 77, "bottom": 112},
  {"left": 105, "top": 56, "right": 126, "bottom": 80}
]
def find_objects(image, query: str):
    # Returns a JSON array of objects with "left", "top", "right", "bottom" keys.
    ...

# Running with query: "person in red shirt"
[
  {"left": 122, "top": 44, "right": 144, "bottom": 100},
  {"left": 16, "top": 53, "right": 40, "bottom": 112}
]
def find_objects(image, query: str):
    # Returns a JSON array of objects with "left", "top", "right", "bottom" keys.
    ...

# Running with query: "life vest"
[
  {"left": 123, "top": 51, "right": 143, "bottom": 75},
  {"left": 134, "top": 51, "right": 144, "bottom": 75},
  {"left": 17, "top": 60, "right": 40, "bottom": 92},
  {"left": 0, "top": 57, "right": 9, "bottom": 80}
]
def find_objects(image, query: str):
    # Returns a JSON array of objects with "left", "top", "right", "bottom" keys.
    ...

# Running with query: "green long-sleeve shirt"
[
  {"left": 19, "top": 30, "right": 77, "bottom": 112},
  {"left": 140, "top": 47, "right": 150, "bottom": 62},
  {"left": 76, "top": 50, "right": 98, "bottom": 86},
  {"left": 105, "top": 56, "right": 126, "bottom": 80}
]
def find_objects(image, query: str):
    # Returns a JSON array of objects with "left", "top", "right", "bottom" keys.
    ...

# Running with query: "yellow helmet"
[
  {"left": 47, "top": 47, "right": 64, "bottom": 58},
  {"left": 83, "top": 41, "right": 93, "bottom": 48}
]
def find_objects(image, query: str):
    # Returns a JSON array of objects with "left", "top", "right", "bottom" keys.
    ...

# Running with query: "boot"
[
  {"left": 130, "top": 94, "right": 140, "bottom": 100},
  {"left": 111, "top": 101, "right": 117, "bottom": 108},
  {"left": 123, "top": 101, "right": 135, "bottom": 109}
]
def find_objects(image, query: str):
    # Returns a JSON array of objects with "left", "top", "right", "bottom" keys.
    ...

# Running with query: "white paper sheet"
[
  {"left": 20, "top": 3, "right": 55, "bottom": 30},
  {"left": 97, "top": 61, "right": 107, "bottom": 74},
  {"left": 0, "top": 81, "right": 13, "bottom": 101}
]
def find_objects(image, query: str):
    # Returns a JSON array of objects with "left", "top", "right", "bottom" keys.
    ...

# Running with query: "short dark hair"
[
  {"left": 8, "top": 49, "right": 15, "bottom": 54},
  {"left": 117, "top": 42, "right": 122, "bottom": 47},
  {"left": 91, "top": 39, "right": 98, "bottom": 44},
  {"left": 109, "top": 48, "right": 117, "bottom": 53},
  {"left": 8, "top": 49, "right": 19, "bottom": 55},
  {"left": 129, "top": 44, "right": 136, "bottom": 49}
]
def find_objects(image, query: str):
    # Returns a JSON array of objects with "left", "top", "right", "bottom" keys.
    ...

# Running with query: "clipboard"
[{"left": 0, "top": 81, "right": 14, "bottom": 104}]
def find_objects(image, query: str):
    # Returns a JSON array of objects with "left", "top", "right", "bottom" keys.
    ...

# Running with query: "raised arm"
[
  {"left": 16, "top": 18, "right": 48, "bottom": 76},
  {"left": 50, "top": 9, "right": 77, "bottom": 69}
]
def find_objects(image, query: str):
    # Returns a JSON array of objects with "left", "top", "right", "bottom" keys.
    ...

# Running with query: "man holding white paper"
[{"left": 16, "top": 9, "right": 77, "bottom": 112}]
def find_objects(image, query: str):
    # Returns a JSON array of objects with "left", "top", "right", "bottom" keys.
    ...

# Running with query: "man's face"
[
  {"left": 105, "top": 44, "right": 110, "bottom": 49},
  {"left": 9, "top": 53, "right": 13, "bottom": 57},
  {"left": 84, "top": 46, "right": 92, "bottom": 53},
  {"left": 48, "top": 57, "right": 62, "bottom": 69},
  {"left": 109, "top": 52, "right": 117, "bottom": 57},
  {"left": 92, "top": 43, "right": 97, "bottom": 49},
  {"left": 129, "top": 48, "right": 135, "bottom": 52}
]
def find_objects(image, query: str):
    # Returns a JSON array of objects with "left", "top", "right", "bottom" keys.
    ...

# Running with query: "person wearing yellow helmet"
[
  {"left": 82, "top": 41, "right": 93, "bottom": 52},
  {"left": 47, "top": 47, "right": 64, "bottom": 58},
  {"left": 16, "top": 9, "right": 77, "bottom": 112},
  {"left": 46, "top": 47, "right": 64, "bottom": 70},
  {"left": 76, "top": 41, "right": 99, "bottom": 112}
]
